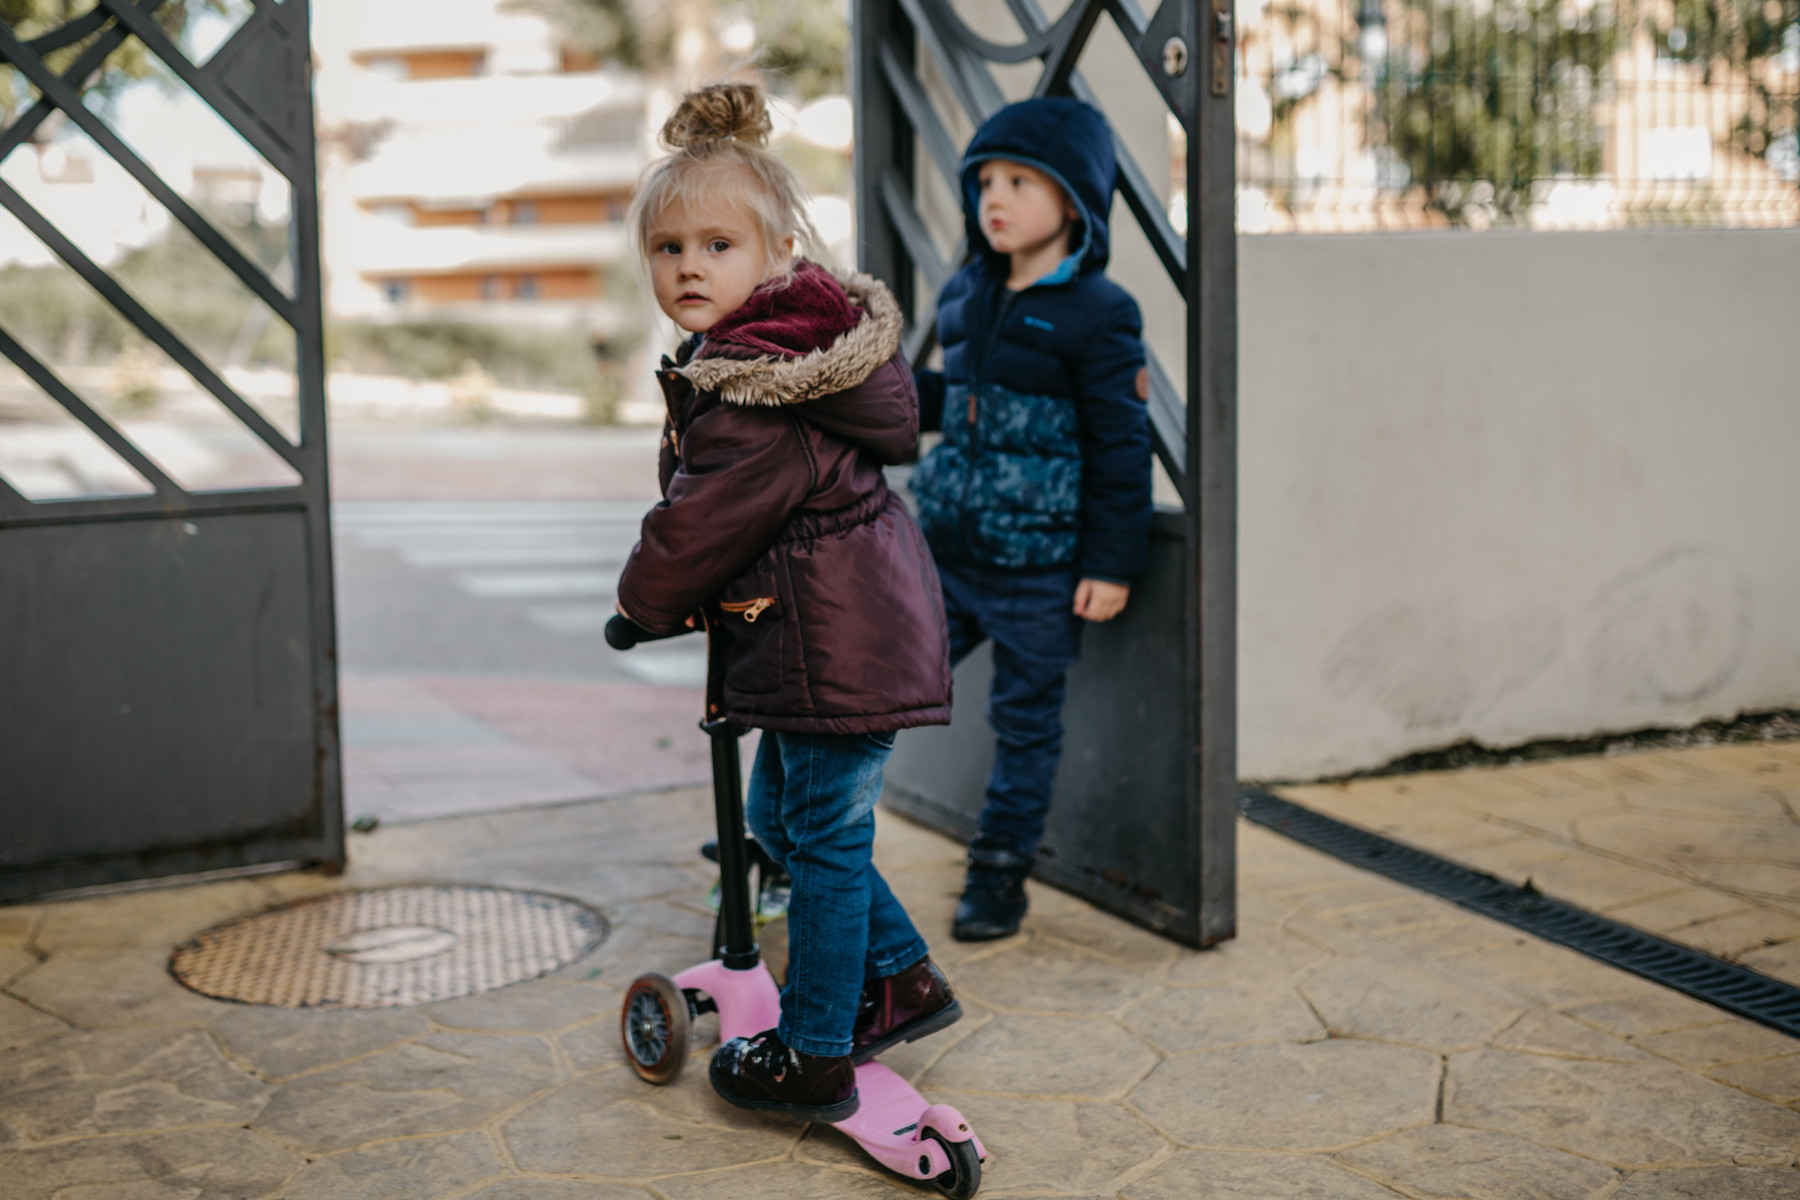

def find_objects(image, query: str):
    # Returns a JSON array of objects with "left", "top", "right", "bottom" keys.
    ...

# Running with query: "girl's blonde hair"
[{"left": 627, "top": 82, "right": 828, "bottom": 281}]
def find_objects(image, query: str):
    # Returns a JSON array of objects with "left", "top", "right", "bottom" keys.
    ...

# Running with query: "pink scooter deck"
[{"left": 668, "top": 959, "right": 985, "bottom": 1182}]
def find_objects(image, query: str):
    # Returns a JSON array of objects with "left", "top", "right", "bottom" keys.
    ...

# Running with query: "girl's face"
[{"left": 646, "top": 191, "right": 792, "bottom": 334}]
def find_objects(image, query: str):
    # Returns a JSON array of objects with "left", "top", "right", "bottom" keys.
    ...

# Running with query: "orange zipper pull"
[
  {"left": 721, "top": 596, "right": 776, "bottom": 622},
  {"left": 967, "top": 393, "right": 977, "bottom": 424}
]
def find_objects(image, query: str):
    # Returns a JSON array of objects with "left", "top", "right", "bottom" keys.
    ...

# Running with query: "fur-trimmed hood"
[{"left": 678, "top": 263, "right": 904, "bottom": 409}]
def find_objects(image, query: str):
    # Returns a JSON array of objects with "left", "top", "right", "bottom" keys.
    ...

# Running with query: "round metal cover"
[{"left": 169, "top": 886, "right": 606, "bottom": 1008}]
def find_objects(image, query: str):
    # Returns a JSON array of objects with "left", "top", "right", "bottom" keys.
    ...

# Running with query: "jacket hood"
[
  {"left": 959, "top": 97, "right": 1117, "bottom": 282},
  {"left": 676, "top": 264, "right": 900, "bottom": 408},
  {"left": 677, "top": 266, "right": 912, "bottom": 461},
  {"left": 697, "top": 259, "right": 861, "bottom": 360}
]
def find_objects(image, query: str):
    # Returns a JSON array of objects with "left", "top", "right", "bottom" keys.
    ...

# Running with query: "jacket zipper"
[
  {"left": 720, "top": 596, "right": 775, "bottom": 623},
  {"left": 963, "top": 286, "right": 1016, "bottom": 557}
]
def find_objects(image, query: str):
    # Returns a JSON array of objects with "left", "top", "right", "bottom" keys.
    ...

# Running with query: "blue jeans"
[
  {"left": 939, "top": 562, "right": 1085, "bottom": 860},
  {"left": 746, "top": 730, "right": 931, "bottom": 1058}
]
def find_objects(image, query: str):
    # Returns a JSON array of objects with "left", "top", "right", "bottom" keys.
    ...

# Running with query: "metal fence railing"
[{"left": 1210, "top": 0, "right": 1800, "bottom": 231}]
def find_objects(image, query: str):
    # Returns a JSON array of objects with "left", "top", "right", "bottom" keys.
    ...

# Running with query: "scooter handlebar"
[{"left": 605, "top": 613, "right": 691, "bottom": 651}]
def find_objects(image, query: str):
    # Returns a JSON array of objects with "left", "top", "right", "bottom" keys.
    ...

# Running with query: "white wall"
[{"left": 1238, "top": 228, "right": 1800, "bottom": 779}]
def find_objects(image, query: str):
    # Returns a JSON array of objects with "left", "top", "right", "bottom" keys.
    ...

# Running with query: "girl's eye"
[
  {"left": 657, "top": 242, "right": 679, "bottom": 255},
  {"left": 708, "top": 239, "right": 730, "bottom": 253}
]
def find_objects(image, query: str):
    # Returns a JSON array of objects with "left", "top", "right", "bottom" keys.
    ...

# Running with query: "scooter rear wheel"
[
  {"left": 924, "top": 1127, "right": 981, "bottom": 1199},
  {"left": 621, "top": 973, "right": 690, "bottom": 1084}
]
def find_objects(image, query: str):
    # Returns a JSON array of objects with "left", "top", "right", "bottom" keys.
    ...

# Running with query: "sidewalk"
[{"left": 3, "top": 743, "right": 1797, "bottom": 1198}]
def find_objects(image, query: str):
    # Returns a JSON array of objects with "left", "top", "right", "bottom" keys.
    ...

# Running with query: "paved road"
[{"left": 333, "top": 499, "right": 706, "bottom": 687}]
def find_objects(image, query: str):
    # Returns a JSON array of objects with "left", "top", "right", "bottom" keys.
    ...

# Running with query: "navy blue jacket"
[{"left": 910, "top": 97, "right": 1154, "bottom": 583}]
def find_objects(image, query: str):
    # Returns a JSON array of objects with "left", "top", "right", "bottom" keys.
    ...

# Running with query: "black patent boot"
[
  {"left": 852, "top": 956, "right": 962, "bottom": 1063},
  {"left": 710, "top": 1028, "right": 859, "bottom": 1121},
  {"left": 951, "top": 839, "right": 1032, "bottom": 942}
]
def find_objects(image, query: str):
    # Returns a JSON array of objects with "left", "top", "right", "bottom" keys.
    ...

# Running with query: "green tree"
[
  {"left": 1380, "top": 0, "right": 1623, "bottom": 223},
  {"left": 0, "top": 0, "right": 222, "bottom": 122},
  {"left": 516, "top": 0, "right": 848, "bottom": 98},
  {"left": 742, "top": 0, "right": 848, "bottom": 99},
  {"left": 1375, "top": 0, "right": 1799, "bottom": 225},
  {"left": 1652, "top": 0, "right": 1798, "bottom": 167},
  {"left": 504, "top": 0, "right": 665, "bottom": 69}
]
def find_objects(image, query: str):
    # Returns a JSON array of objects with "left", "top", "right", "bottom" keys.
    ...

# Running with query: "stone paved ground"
[
  {"left": 1277, "top": 740, "right": 1800, "bottom": 987},
  {"left": 3, "top": 745, "right": 1799, "bottom": 1198}
]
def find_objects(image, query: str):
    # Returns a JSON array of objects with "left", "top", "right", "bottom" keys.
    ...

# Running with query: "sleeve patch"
[{"left": 1134, "top": 366, "right": 1150, "bottom": 401}]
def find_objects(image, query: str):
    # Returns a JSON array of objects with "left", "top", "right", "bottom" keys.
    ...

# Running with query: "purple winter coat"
[{"left": 616, "top": 266, "right": 953, "bottom": 735}]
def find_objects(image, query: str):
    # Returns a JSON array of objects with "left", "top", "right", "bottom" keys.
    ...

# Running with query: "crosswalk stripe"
[{"left": 333, "top": 503, "right": 703, "bottom": 659}]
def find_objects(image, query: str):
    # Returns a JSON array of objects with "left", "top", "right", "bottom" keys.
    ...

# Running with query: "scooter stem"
[{"left": 705, "top": 719, "right": 760, "bottom": 969}]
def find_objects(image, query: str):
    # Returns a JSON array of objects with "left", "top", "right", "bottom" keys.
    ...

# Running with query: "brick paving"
[{"left": 3, "top": 742, "right": 1798, "bottom": 1198}]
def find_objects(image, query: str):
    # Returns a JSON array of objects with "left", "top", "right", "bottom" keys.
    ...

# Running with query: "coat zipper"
[
  {"left": 720, "top": 596, "right": 775, "bottom": 623},
  {"left": 963, "top": 285, "right": 1016, "bottom": 557}
]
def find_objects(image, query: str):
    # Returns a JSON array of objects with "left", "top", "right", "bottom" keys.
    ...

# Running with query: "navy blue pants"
[{"left": 938, "top": 562, "right": 1085, "bottom": 860}]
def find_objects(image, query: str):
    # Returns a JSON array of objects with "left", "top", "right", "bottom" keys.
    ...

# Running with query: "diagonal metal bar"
[
  {"left": 93, "top": 0, "right": 295, "bottom": 177},
  {"left": 1105, "top": 0, "right": 1152, "bottom": 40},
  {"left": 1110, "top": 144, "right": 1187, "bottom": 285},
  {"left": 1006, "top": 0, "right": 1188, "bottom": 288},
  {"left": 879, "top": 169, "right": 952, "bottom": 296},
  {"left": 0, "top": 176, "right": 304, "bottom": 470},
  {"left": 24, "top": 7, "right": 113, "bottom": 54},
  {"left": 0, "top": 25, "right": 299, "bottom": 322},
  {"left": 0, "top": 325, "right": 183, "bottom": 496},
  {"left": 0, "top": 0, "right": 169, "bottom": 160},
  {"left": 879, "top": 38, "right": 962, "bottom": 186},
  {"left": 1031, "top": 0, "right": 1108, "bottom": 99},
  {"left": 902, "top": 0, "right": 1005, "bottom": 121}
]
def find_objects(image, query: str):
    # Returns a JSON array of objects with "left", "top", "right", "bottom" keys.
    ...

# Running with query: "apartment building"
[{"left": 312, "top": 0, "right": 646, "bottom": 341}]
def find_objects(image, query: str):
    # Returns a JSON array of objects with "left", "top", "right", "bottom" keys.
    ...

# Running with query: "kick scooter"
[{"left": 606, "top": 615, "right": 985, "bottom": 1199}]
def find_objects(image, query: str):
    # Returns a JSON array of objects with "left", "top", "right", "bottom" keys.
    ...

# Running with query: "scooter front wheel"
[
  {"left": 924, "top": 1127, "right": 981, "bottom": 1199},
  {"left": 621, "top": 973, "right": 690, "bottom": 1084}
]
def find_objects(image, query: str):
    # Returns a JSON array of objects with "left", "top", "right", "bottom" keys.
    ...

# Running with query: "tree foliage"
[
  {"left": 1380, "top": 0, "right": 1622, "bottom": 222},
  {"left": 516, "top": 0, "right": 848, "bottom": 98},
  {"left": 1372, "top": 0, "right": 1797, "bottom": 225},
  {"left": 504, "top": 0, "right": 665, "bottom": 70},
  {"left": 742, "top": 0, "right": 848, "bottom": 99},
  {"left": 0, "top": 0, "right": 221, "bottom": 123}
]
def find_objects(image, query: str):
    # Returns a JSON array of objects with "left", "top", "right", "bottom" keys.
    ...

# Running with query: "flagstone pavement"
[{"left": 1, "top": 742, "right": 1797, "bottom": 1199}]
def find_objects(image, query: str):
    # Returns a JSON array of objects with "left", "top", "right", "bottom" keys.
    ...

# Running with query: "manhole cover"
[{"left": 169, "top": 886, "right": 607, "bottom": 1008}]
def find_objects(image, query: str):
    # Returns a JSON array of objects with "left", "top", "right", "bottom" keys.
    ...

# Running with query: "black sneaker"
[
  {"left": 709, "top": 1028, "right": 859, "bottom": 1121},
  {"left": 952, "top": 839, "right": 1032, "bottom": 941}
]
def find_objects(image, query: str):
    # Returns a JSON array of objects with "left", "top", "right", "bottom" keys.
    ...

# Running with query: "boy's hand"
[{"left": 1073, "top": 578, "right": 1130, "bottom": 622}]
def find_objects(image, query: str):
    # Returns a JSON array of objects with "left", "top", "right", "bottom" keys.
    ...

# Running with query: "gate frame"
[
  {"left": 853, "top": 0, "right": 1238, "bottom": 945},
  {"left": 0, "top": 0, "right": 343, "bottom": 900}
]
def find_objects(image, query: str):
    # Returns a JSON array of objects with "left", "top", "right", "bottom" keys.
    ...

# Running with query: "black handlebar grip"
[{"left": 605, "top": 614, "right": 646, "bottom": 650}]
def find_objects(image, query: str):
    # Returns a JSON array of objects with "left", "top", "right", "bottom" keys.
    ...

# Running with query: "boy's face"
[
  {"left": 647, "top": 188, "right": 790, "bottom": 334},
  {"left": 976, "top": 159, "right": 1076, "bottom": 260}
]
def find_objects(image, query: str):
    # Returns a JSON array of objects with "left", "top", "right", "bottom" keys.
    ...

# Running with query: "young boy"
[{"left": 911, "top": 97, "right": 1154, "bottom": 941}]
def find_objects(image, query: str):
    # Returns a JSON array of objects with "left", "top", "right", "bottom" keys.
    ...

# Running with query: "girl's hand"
[{"left": 1073, "top": 578, "right": 1130, "bottom": 622}]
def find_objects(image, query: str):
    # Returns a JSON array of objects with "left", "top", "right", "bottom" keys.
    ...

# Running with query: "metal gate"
[
  {"left": 0, "top": 0, "right": 341, "bottom": 900},
  {"left": 856, "top": 0, "right": 1237, "bottom": 945}
]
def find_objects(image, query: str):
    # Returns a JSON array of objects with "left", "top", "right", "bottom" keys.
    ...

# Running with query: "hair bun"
[{"left": 660, "top": 82, "right": 773, "bottom": 151}]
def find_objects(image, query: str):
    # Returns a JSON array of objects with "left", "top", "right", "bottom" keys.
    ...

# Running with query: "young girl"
[{"left": 615, "top": 83, "right": 960, "bottom": 1122}]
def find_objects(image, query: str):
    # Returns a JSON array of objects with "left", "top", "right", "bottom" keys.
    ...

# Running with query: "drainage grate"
[
  {"left": 170, "top": 886, "right": 606, "bottom": 1008},
  {"left": 1240, "top": 788, "right": 1800, "bottom": 1040}
]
